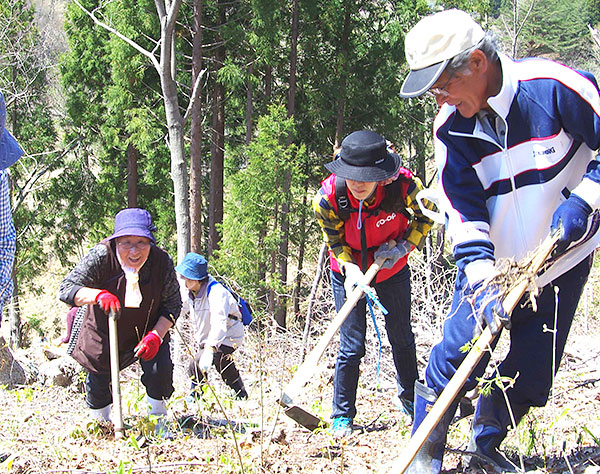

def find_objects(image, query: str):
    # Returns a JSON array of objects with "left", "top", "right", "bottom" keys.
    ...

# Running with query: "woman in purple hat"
[{"left": 58, "top": 208, "right": 181, "bottom": 430}]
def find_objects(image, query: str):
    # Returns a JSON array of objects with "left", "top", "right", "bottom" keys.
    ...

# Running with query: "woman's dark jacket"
[{"left": 58, "top": 239, "right": 182, "bottom": 374}]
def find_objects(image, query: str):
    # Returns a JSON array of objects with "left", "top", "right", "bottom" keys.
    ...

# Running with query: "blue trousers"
[
  {"left": 425, "top": 255, "right": 592, "bottom": 433},
  {"left": 331, "top": 265, "right": 417, "bottom": 419},
  {"left": 85, "top": 339, "right": 174, "bottom": 409}
]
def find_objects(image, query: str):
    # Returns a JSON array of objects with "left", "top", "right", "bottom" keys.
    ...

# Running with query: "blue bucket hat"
[
  {"left": 109, "top": 208, "right": 157, "bottom": 242},
  {"left": 0, "top": 92, "right": 23, "bottom": 170},
  {"left": 175, "top": 252, "right": 208, "bottom": 280}
]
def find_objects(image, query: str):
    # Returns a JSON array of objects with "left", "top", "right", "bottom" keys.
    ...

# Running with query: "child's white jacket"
[{"left": 179, "top": 275, "right": 244, "bottom": 349}]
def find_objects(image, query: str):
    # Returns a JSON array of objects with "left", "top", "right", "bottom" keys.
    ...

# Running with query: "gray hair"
[{"left": 445, "top": 32, "right": 499, "bottom": 76}]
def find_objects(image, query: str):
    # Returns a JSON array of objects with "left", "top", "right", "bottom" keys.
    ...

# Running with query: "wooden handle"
[
  {"left": 393, "top": 233, "right": 558, "bottom": 473},
  {"left": 281, "top": 241, "right": 396, "bottom": 406},
  {"left": 108, "top": 310, "right": 124, "bottom": 440}
]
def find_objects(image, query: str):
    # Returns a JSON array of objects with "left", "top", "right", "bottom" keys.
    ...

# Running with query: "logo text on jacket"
[{"left": 376, "top": 212, "right": 397, "bottom": 228}]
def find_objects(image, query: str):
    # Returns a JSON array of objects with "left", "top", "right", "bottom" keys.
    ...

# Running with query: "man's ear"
[{"left": 469, "top": 49, "right": 489, "bottom": 75}]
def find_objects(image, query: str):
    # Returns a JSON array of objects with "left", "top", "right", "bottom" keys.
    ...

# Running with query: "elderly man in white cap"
[
  {"left": 400, "top": 9, "right": 600, "bottom": 473},
  {"left": 0, "top": 92, "right": 23, "bottom": 319}
]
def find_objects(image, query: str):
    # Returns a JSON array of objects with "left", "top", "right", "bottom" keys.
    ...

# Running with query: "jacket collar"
[
  {"left": 486, "top": 53, "right": 517, "bottom": 120},
  {"left": 440, "top": 53, "right": 516, "bottom": 141}
]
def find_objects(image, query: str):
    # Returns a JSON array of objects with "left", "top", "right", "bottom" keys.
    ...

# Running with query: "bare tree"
[
  {"left": 590, "top": 24, "right": 600, "bottom": 49},
  {"left": 498, "top": 0, "right": 537, "bottom": 58},
  {"left": 73, "top": 0, "right": 207, "bottom": 263}
]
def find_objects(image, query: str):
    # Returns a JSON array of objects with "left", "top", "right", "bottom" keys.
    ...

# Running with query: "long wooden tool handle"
[
  {"left": 108, "top": 310, "right": 125, "bottom": 440},
  {"left": 394, "top": 233, "right": 558, "bottom": 473},
  {"left": 281, "top": 245, "right": 394, "bottom": 405}
]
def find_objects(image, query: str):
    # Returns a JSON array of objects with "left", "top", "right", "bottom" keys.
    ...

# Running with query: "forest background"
[
  {"left": 1, "top": 0, "right": 600, "bottom": 472},
  {"left": 2, "top": 0, "right": 600, "bottom": 344}
]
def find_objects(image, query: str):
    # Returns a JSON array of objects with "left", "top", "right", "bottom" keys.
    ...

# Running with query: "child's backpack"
[{"left": 207, "top": 279, "right": 253, "bottom": 326}]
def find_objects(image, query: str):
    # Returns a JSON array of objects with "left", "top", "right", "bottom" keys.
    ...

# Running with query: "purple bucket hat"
[
  {"left": 0, "top": 92, "right": 23, "bottom": 170},
  {"left": 109, "top": 208, "right": 157, "bottom": 243}
]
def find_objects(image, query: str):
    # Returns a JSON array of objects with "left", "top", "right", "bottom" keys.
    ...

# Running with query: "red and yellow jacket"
[{"left": 313, "top": 169, "right": 434, "bottom": 283}]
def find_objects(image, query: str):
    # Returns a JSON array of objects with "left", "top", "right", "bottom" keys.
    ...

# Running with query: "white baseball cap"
[{"left": 400, "top": 9, "right": 485, "bottom": 98}]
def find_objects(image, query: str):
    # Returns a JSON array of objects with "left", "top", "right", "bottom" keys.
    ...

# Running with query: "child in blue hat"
[{"left": 176, "top": 252, "right": 248, "bottom": 400}]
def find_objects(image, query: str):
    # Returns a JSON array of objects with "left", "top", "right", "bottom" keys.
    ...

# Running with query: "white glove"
[
  {"left": 198, "top": 347, "right": 215, "bottom": 372},
  {"left": 374, "top": 240, "right": 413, "bottom": 269},
  {"left": 342, "top": 261, "right": 364, "bottom": 296}
]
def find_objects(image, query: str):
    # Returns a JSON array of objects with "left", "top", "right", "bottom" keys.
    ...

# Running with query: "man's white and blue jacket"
[{"left": 435, "top": 53, "right": 600, "bottom": 287}]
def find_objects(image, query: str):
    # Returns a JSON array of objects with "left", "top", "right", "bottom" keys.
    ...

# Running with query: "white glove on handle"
[
  {"left": 342, "top": 261, "right": 364, "bottom": 296},
  {"left": 198, "top": 347, "right": 215, "bottom": 372},
  {"left": 374, "top": 239, "right": 413, "bottom": 269}
]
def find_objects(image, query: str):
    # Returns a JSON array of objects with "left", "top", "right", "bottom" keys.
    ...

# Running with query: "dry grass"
[{"left": 1, "top": 240, "right": 600, "bottom": 473}]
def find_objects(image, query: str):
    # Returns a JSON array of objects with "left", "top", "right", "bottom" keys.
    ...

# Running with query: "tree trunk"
[
  {"left": 157, "top": 0, "right": 190, "bottom": 264},
  {"left": 268, "top": 205, "right": 278, "bottom": 315},
  {"left": 287, "top": 0, "right": 298, "bottom": 119},
  {"left": 264, "top": 64, "right": 272, "bottom": 102},
  {"left": 292, "top": 185, "right": 308, "bottom": 315},
  {"left": 257, "top": 226, "right": 268, "bottom": 303},
  {"left": 208, "top": 0, "right": 226, "bottom": 257},
  {"left": 245, "top": 63, "right": 253, "bottom": 146},
  {"left": 190, "top": 0, "right": 204, "bottom": 253},
  {"left": 166, "top": 110, "right": 190, "bottom": 264},
  {"left": 274, "top": 0, "right": 299, "bottom": 328},
  {"left": 334, "top": 2, "right": 352, "bottom": 149},
  {"left": 127, "top": 143, "right": 138, "bottom": 208}
]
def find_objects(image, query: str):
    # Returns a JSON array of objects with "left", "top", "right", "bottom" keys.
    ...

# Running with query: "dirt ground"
[{"left": 1, "top": 254, "right": 600, "bottom": 473}]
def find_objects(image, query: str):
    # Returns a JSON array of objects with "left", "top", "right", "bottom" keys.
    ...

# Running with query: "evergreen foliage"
[
  {"left": 0, "top": 0, "right": 58, "bottom": 289},
  {"left": 1, "top": 0, "right": 597, "bottom": 330},
  {"left": 215, "top": 104, "right": 308, "bottom": 308}
]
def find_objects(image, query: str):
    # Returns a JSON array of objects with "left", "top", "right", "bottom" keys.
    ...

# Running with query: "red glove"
[
  {"left": 134, "top": 330, "right": 162, "bottom": 360},
  {"left": 95, "top": 290, "right": 121, "bottom": 314}
]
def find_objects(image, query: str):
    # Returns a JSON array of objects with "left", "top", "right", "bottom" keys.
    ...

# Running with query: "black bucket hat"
[{"left": 325, "top": 130, "right": 400, "bottom": 182}]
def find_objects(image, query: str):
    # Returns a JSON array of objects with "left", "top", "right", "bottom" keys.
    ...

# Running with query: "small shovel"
[
  {"left": 279, "top": 250, "right": 391, "bottom": 431},
  {"left": 392, "top": 232, "right": 559, "bottom": 473},
  {"left": 108, "top": 309, "right": 125, "bottom": 440}
]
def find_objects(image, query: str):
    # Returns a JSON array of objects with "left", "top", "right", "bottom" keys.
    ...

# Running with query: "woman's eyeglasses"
[{"left": 117, "top": 241, "right": 151, "bottom": 251}]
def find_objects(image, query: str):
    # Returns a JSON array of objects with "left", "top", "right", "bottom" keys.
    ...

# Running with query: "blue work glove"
[
  {"left": 551, "top": 194, "right": 592, "bottom": 256},
  {"left": 374, "top": 240, "right": 413, "bottom": 269},
  {"left": 468, "top": 281, "right": 509, "bottom": 339}
]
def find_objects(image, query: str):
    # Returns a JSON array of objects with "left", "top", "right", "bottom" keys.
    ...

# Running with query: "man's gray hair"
[{"left": 445, "top": 32, "right": 499, "bottom": 76}]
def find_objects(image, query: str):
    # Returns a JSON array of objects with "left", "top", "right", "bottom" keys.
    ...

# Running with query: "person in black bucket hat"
[
  {"left": 58, "top": 208, "right": 182, "bottom": 437},
  {"left": 0, "top": 91, "right": 23, "bottom": 320},
  {"left": 313, "top": 130, "right": 435, "bottom": 438}
]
